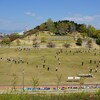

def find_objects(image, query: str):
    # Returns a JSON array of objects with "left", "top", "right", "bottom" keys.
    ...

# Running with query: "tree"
[
  {"left": 11, "top": 74, "right": 17, "bottom": 92},
  {"left": 81, "top": 33, "right": 87, "bottom": 39},
  {"left": 78, "top": 24, "right": 87, "bottom": 33},
  {"left": 46, "top": 18, "right": 57, "bottom": 33},
  {"left": 16, "top": 39, "right": 21, "bottom": 46},
  {"left": 57, "top": 22, "right": 68, "bottom": 35},
  {"left": 33, "top": 38, "right": 39, "bottom": 48},
  {"left": 87, "top": 39, "right": 93, "bottom": 48},
  {"left": 87, "top": 25, "right": 96, "bottom": 37},
  {"left": 31, "top": 77, "right": 39, "bottom": 91},
  {"left": 96, "top": 38, "right": 100, "bottom": 45},
  {"left": 76, "top": 38, "right": 82, "bottom": 46},
  {"left": 39, "top": 23, "right": 46, "bottom": 31},
  {"left": 8, "top": 33, "right": 22, "bottom": 41},
  {"left": 94, "top": 30, "right": 100, "bottom": 38},
  {"left": 47, "top": 41, "right": 56, "bottom": 48},
  {"left": 69, "top": 23, "right": 76, "bottom": 33},
  {"left": 1, "top": 37, "right": 11, "bottom": 46},
  {"left": 79, "top": 77, "right": 85, "bottom": 89},
  {"left": 56, "top": 74, "right": 62, "bottom": 90}
]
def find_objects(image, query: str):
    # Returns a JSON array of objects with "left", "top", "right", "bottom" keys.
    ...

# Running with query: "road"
[{"left": 0, "top": 84, "right": 100, "bottom": 94}]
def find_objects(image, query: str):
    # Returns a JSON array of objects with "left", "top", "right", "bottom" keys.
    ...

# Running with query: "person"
[
  {"left": 43, "top": 65, "right": 45, "bottom": 68},
  {"left": 47, "top": 67, "right": 49, "bottom": 71},
  {"left": 89, "top": 69, "right": 92, "bottom": 73},
  {"left": 59, "top": 62, "right": 61, "bottom": 65},
  {"left": 95, "top": 68, "right": 97, "bottom": 72},
  {"left": 36, "top": 65, "right": 38, "bottom": 68},
  {"left": 55, "top": 67, "right": 58, "bottom": 71},
  {"left": 81, "top": 62, "right": 84, "bottom": 66},
  {"left": 96, "top": 65, "right": 98, "bottom": 68}
]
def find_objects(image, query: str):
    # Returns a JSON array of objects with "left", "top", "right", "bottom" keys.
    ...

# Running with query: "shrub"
[
  {"left": 96, "top": 38, "right": 100, "bottom": 45},
  {"left": 76, "top": 38, "right": 82, "bottom": 46},
  {"left": 63, "top": 42, "right": 70, "bottom": 48},
  {"left": 41, "top": 37, "right": 47, "bottom": 43},
  {"left": 0, "top": 93, "right": 99, "bottom": 100},
  {"left": 33, "top": 41, "right": 39, "bottom": 48},
  {"left": 47, "top": 41, "right": 56, "bottom": 48}
]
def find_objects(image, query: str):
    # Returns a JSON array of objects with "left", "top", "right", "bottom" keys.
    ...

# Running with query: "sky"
[{"left": 0, "top": 0, "right": 100, "bottom": 33}]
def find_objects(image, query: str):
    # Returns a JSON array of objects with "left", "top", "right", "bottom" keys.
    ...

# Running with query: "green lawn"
[{"left": 0, "top": 48, "right": 100, "bottom": 85}]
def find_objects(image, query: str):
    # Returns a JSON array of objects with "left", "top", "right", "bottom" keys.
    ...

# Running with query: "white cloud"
[
  {"left": 64, "top": 15, "right": 100, "bottom": 22},
  {"left": 63, "top": 15, "right": 100, "bottom": 29},
  {"left": 25, "top": 12, "right": 36, "bottom": 17},
  {"left": 25, "top": 11, "right": 43, "bottom": 20}
]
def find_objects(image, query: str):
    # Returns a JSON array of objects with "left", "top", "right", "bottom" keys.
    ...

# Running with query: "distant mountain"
[{"left": 0, "top": 30, "right": 24, "bottom": 34}]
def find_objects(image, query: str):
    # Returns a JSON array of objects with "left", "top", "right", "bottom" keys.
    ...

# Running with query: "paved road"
[{"left": 0, "top": 84, "right": 100, "bottom": 94}]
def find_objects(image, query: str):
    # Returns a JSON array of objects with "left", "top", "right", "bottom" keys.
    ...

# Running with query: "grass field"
[{"left": 0, "top": 47, "right": 100, "bottom": 85}]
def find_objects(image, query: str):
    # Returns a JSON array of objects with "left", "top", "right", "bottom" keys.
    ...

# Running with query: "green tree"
[
  {"left": 1, "top": 37, "right": 11, "bottom": 46},
  {"left": 96, "top": 38, "right": 100, "bottom": 45},
  {"left": 39, "top": 23, "right": 46, "bottom": 31},
  {"left": 76, "top": 38, "right": 82, "bottom": 46},
  {"left": 57, "top": 22, "right": 68, "bottom": 35},
  {"left": 81, "top": 32, "right": 87, "bottom": 38},
  {"left": 78, "top": 24, "right": 87, "bottom": 33},
  {"left": 9, "top": 33, "right": 22, "bottom": 41},
  {"left": 87, "top": 25, "right": 96, "bottom": 37},
  {"left": 94, "top": 30, "right": 100, "bottom": 38},
  {"left": 46, "top": 18, "right": 56, "bottom": 33}
]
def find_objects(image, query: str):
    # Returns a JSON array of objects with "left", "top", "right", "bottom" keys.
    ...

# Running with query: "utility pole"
[{"left": 22, "top": 69, "right": 24, "bottom": 92}]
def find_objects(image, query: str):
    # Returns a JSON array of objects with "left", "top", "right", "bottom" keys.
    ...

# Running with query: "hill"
[{"left": 24, "top": 19, "right": 100, "bottom": 39}]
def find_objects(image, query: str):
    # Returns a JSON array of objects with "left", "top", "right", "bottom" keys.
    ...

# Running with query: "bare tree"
[
  {"left": 79, "top": 77, "right": 85, "bottom": 89},
  {"left": 11, "top": 73, "right": 17, "bottom": 92},
  {"left": 31, "top": 77, "right": 39, "bottom": 91},
  {"left": 16, "top": 39, "right": 21, "bottom": 46},
  {"left": 56, "top": 74, "right": 62, "bottom": 90},
  {"left": 87, "top": 39, "right": 93, "bottom": 48}
]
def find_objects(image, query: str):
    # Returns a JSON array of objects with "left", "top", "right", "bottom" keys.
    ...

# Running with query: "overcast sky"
[{"left": 0, "top": 0, "right": 100, "bottom": 33}]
